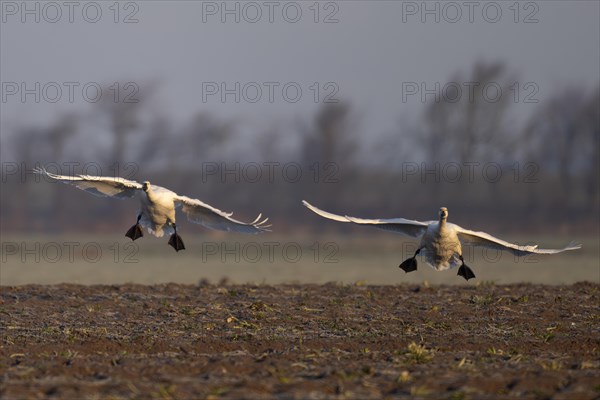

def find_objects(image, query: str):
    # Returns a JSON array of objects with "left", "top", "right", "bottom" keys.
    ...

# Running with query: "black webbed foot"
[
  {"left": 457, "top": 264, "right": 476, "bottom": 281},
  {"left": 399, "top": 248, "right": 421, "bottom": 273},
  {"left": 125, "top": 224, "right": 143, "bottom": 241},
  {"left": 168, "top": 232, "right": 185, "bottom": 252},
  {"left": 126, "top": 214, "right": 144, "bottom": 241},
  {"left": 399, "top": 257, "right": 418, "bottom": 273}
]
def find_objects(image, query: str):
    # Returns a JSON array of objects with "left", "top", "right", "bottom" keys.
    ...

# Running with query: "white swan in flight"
[
  {"left": 34, "top": 167, "right": 271, "bottom": 251},
  {"left": 302, "top": 200, "right": 581, "bottom": 280}
]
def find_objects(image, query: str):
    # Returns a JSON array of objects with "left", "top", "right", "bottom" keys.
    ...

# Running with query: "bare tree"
[
  {"left": 301, "top": 102, "right": 357, "bottom": 166},
  {"left": 179, "top": 112, "right": 235, "bottom": 163},
  {"left": 417, "top": 61, "right": 514, "bottom": 165},
  {"left": 524, "top": 85, "right": 600, "bottom": 214},
  {"left": 298, "top": 102, "right": 359, "bottom": 212},
  {"left": 580, "top": 87, "right": 600, "bottom": 210}
]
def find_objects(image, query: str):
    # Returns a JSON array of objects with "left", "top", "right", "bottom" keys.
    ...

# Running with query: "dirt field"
[{"left": 1, "top": 282, "right": 599, "bottom": 399}]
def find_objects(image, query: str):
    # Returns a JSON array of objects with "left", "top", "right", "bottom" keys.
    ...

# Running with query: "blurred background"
[{"left": 1, "top": 1, "right": 598, "bottom": 285}]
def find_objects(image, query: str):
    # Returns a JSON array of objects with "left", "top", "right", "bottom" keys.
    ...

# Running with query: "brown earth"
[{"left": 1, "top": 282, "right": 599, "bottom": 399}]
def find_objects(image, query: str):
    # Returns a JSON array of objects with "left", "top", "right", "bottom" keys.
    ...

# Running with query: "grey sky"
[{"left": 1, "top": 1, "right": 599, "bottom": 146}]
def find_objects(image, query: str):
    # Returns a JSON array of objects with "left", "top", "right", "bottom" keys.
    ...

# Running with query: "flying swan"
[
  {"left": 34, "top": 167, "right": 271, "bottom": 251},
  {"left": 302, "top": 200, "right": 581, "bottom": 280}
]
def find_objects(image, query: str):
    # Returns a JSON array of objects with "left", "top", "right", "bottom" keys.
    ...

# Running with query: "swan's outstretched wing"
[
  {"left": 302, "top": 200, "right": 429, "bottom": 238},
  {"left": 34, "top": 167, "right": 143, "bottom": 198},
  {"left": 174, "top": 195, "right": 271, "bottom": 234},
  {"left": 455, "top": 226, "right": 582, "bottom": 256}
]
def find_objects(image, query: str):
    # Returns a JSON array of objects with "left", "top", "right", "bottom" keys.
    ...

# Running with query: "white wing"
[
  {"left": 455, "top": 225, "right": 582, "bottom": 255},
  {"left": 34, "top": 167, "right": 142, "bottom": 198},
  {"left": 302, "top": 200, "right": 429, "bottom": 238},
  {"left": 174, "top": 195, "right": 270, "bottom": 234}
]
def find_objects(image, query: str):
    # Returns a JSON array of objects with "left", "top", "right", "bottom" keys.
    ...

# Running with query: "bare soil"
[{"left": 1, "top": 282, "right": 599, "bottom": 399}]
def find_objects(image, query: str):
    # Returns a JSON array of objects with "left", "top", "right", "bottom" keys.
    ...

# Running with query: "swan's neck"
[{"left": 144, "top": 188, "right": 155, "bottom": 202}]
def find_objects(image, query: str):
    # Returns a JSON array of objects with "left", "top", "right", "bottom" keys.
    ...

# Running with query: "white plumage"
[
  {"left": 302, "top": 200, "right": 581, "bottom": 280},
  {"left": 34, "top": 167, "right": 270, "bottom": 251}
]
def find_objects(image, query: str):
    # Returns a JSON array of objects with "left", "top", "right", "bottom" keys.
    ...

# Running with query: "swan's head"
[
  {"left": 142, "top": 181, "right": 150, "bottom": 192},
  {"left": 439, "top": 207, "right": 448, "bottom": 221}
]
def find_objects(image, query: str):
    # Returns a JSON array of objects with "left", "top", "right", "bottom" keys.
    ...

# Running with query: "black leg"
[
  {"left": 168, "top": 223, "right": 185, "bottom": 252},
  {"left": 125, "top": 214, "right": 143, "bottom": 241},
  {"left": 399, "top": 248, "right": 420, "bottom": 273},
  {"left": 457, "top": 255, "right": 476, "bottom": 281}
]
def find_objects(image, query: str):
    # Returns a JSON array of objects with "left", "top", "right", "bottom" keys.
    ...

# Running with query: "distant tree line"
[{"left": 2, "top": 61, "right": 598, "bottom": 234}]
